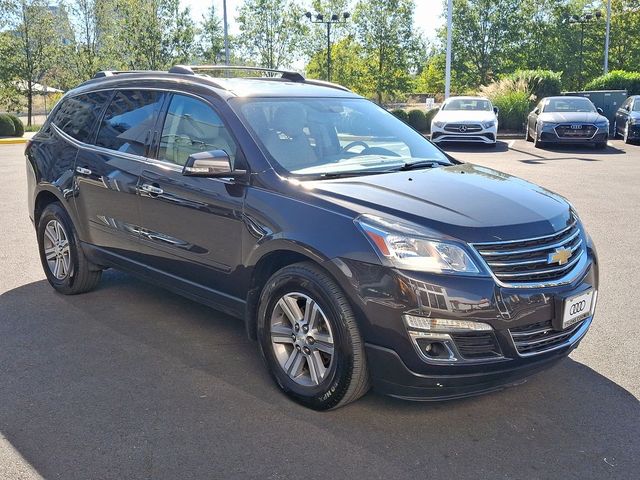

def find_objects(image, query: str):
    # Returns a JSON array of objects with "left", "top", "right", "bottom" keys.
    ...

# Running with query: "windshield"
[
  {"left": 544, "top": 98, "right": 596, "bottom": 113},
  {"left": 233, "top": 97, "right": 451, "bottom": 177},
  {"left": 633, "top": 99, "right": 640, "bottom": 112},
  {"left": 442, "top": 99, "right": 492, "bottom": 111}
]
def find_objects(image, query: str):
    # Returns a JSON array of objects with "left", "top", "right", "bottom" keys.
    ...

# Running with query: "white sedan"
[{"left": 431, "top": 96, "right": 499, "bottom": 146}]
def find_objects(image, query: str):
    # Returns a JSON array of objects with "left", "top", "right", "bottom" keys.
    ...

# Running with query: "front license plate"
[{"left": 562, "top": 289, "right": 595, "bottom": 329}]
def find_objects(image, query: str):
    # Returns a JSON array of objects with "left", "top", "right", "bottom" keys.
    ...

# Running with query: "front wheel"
[
  {"left": 623, "top": 122, "right": 632, "bottom": 144},
  {"left": 257, "top": 262, "right": 370, "bottom": 410},
  {"left": 37, "top": 202, "right": 102, "bottom": 294}
]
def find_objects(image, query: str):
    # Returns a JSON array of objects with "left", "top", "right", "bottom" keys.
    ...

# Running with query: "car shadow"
[
  {"left": 1, "top": 272, "right": 638, "bottom": 479},
  {"left": 438, "top": 140, "right": 511, "bottom": 153}
]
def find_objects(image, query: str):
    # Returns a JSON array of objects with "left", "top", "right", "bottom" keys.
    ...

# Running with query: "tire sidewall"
[
  {"left": 37, "top": 203, "right": 81, "bottom": 293},
  {"left": 257, "top": 267, "right": 356, "bottom": 410}
]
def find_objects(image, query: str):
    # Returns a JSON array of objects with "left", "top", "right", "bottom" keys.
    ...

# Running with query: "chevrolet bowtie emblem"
[{"left": 548, "top": 247, "right": 572, "bottom": 265}]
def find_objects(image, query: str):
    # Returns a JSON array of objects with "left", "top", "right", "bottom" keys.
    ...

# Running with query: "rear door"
[
  {"left": 73, "top": 89, "right": 166, "bottom": 258},
  {"left": 136, "top": 92, "right": 247, "bottom": 311}
]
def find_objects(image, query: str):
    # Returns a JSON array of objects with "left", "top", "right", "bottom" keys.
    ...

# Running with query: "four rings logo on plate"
[{"left": 569, "top": 300, "right": 587, "bottom": 315}]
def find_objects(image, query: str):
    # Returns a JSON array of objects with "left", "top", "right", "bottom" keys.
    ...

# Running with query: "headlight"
[
  {"left": 628, "top": 117, "right": 638, "bottom": 125},
  {"left": 433, "top": 121, "right": 446, "bottom": 128},
  {"left": 355, "top": 214, "right": 481, "bottom": 274},
  {"left": 482, "top": 120, "right": 496, "bottom": 129}
]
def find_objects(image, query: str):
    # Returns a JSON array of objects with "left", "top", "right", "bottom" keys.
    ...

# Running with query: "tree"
[
  {"left": 353, "top": 0, "right": 422, "bottom": 103},
  {"left": 199, "top": 3, "right": 224, "bottom": 64},
  {"left": 236, "top": 0, "right": 308, "bottom": 69},
  {"left": 0, "top": 0, "right": 64, "bottom": 125},
  {"left": 306, "top": 36, "right": 371, "bottom": 93},
  {"left": 608, "top": 0, "right": 640, "bottom": 71}
]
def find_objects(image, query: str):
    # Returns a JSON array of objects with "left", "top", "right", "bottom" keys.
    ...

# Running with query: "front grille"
[
  {"left": 450, "top": 331, "right": 502, "bottom": 359},
  {"left": 555, "top": 124, "right": 596, "bottom": 138},
  {"left": 444, "top": 123, "right": 483, "bottom": 133},
  {"left": 472, "top": 216, "right": 585, "bottom": 286},
  {"left": 510, "top": 319, "right": 585, "bottom": 355}
]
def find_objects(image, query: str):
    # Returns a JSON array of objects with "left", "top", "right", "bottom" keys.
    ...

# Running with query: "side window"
[
  {"left": 51, "top": 92, "right": 110, "bottom": 142},
  {"left": 158, "top": 94, "right": 237, "bottom": 166},
  {"left": 95, "top": 90, "right": 165, "bottom": 156}
]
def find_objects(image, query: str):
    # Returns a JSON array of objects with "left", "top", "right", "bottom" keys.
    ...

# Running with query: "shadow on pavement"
[{"left": 1, "top": 271, "right": 638, "bottom": 479}]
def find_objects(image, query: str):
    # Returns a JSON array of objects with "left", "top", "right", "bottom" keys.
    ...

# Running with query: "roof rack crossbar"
[{"left": 169, "top": 65, "right": 305, "bottom": 83}]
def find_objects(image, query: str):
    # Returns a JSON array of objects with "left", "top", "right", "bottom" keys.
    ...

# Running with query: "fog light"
[{"left": 403, "top": 314, "right": 492, "bottom": 332}]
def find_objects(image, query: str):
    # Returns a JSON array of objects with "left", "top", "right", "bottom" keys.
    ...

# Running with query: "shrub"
[
  {"left": 391, "top": 108, "right": 408, "bottom": 123},
  {"left": 503, "top": 69, "right": 562, "bottom": 100},
  {"left": 492, "top": 90, "right": 531, "bottom": 131},
  {"left": 424, "top": 107, "right": 439, "bottom": 131},
  {"left": 0, "top": 113, "right": 16, "bottom": 137},
  {"left": 585, "top": 70, "right": 640, "bottom": 95},
  {"left": 6, "top": 114, "right": 24, "bottom": 137},
  {"left": 479, "top": 78, "right": 531, "bottom": 132},
  {"left": 407, "top": 109, "right": 429, "bottom": 132}
]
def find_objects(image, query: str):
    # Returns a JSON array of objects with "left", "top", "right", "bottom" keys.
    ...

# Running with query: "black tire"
[
  {"left": 526, "top": 127, "right": 534, "bottom": 142},
  {"left": 257, "top": 262, "right": 370, "bottom": 410},
  {"left": 37, "top": 202, "right": 102, "bottom": 294},
  {"left": 623, "top": 122, "right": 631, "bottom": 144},
  {"left": 533, "top": 125, "right": 545, "bottom": 148}
]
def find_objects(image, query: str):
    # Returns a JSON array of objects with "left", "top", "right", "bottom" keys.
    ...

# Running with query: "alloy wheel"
[
  {"left": 43, "top": 219, "right": 72, "bottom": 280},
  {"left": 270, "top": 292, "right": 335, "bottom": 387}
]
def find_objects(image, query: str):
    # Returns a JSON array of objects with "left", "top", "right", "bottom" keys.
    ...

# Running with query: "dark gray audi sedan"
[
  {"left": 527, "top": 96, "right": 609, "bottom": 149},
  {"left": 26, "top": 66, "right": 599, "bottom": 410}
]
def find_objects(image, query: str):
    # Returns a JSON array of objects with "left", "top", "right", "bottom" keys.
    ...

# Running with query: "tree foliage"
[{"left": 237, "top": 0, "right": 308, "bottom": 69}]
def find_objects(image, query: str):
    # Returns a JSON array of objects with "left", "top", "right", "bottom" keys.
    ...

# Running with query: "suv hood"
[
  {"left": 539, "top": 111, "right": 605, "bottom": 124},
  {"left": 433, "top": 110, "right": 496, "bottom": 124},
  {"left": 306, "top": 163, "right": 572, "bottom": 243}
]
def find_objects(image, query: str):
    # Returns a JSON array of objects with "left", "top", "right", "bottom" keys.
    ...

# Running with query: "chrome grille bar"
[{"left": 471, "top": 215, "right": 587, "bottom": 287}]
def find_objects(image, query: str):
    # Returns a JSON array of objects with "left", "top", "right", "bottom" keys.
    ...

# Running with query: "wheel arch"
[{"left": 243, "top": 242, "right": 344, "bottom": 341}]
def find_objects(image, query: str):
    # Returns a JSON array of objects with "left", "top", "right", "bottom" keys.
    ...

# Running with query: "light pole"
[
  {"left": 304, "top": 11, "right": 350, "bottom": 82},
  {"left": 604, "top": 0, "right": 611, "bottom": 74},
  {"left": 223, "top": 0, "right": 230, "bottom": 66},
  {"left": 568, "top": 10, "right": 602, "bottom": 89},
  {"left": 444, "top": 0, "right": 453, "bottom": 99}
]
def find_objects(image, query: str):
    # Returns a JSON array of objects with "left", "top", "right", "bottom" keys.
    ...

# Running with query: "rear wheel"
[
  {"left": 37, "top": 202, "right": 102, "bottom": 294},
  {"left": 526, "top": 125, "right": 534, "bottom": 142},
  {"left": 257, "top": 262, "right": 370, "bottom": 410}
]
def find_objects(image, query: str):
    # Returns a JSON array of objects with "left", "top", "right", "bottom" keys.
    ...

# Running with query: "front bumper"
[
  {"left": 538, "top": 123, "right": 608, "bottom": 144},
  {"left": 431, "top": 125, "right": 497, "bottom": 144},
  {"left": 330, "top": 242, "right": 598, "bottom": 401}
]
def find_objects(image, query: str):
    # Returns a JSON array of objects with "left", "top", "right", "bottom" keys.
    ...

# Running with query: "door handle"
[
  {"left": 140, "top": 183, "right": 164, "bottom": 196},
  {"left": 75, "top": 166, "right": 92, "bottom": 176}
]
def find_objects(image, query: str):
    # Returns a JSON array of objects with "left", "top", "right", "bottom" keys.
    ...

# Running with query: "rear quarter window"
[{"left": 51, "top": 91, "right": 111, "bottom": 143}]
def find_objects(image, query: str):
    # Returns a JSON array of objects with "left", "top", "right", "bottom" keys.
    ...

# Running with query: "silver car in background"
[{"left": 527, "top": 96, "right": 609, "bottom": 149}]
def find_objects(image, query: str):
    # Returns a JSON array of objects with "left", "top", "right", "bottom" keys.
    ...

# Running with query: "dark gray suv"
[{"left": 26, "top": 66, "right": 599, "bottom": 410}]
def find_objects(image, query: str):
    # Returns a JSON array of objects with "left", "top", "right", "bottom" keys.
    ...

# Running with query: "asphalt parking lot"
[{"left": 1, "top": 140, "right": 639, "bottom": 479}]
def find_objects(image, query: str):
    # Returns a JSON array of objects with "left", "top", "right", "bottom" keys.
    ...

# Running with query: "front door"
[{"left": 136, "top": 93, "right": 246, "bottom": 314}]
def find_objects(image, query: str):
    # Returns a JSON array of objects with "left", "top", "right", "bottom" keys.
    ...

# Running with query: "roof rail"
[
  {"left": 93, "top": 70, "right": 154, "bottom": 78},
  {"left": 169, "top": 65, "right": 306, "bottom": 83}
]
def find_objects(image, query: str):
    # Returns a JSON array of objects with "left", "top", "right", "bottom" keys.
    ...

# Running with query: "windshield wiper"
[{"left": 397, "top": 160, "right": 451, "bottom": 171}]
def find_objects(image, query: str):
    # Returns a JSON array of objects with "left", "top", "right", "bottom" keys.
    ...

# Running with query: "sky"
[{"left": 181, "top": 0, "right": 445, "bottom": 43}]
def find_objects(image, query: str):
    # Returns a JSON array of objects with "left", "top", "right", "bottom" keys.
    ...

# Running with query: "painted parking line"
[{"left": 508, "top": 140, "right": 516, "bottom": 149}]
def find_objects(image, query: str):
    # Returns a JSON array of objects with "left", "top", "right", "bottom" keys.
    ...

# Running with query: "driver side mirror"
[
  {"left": 493, "top": 106, "right": 499, "bottom": 115},
  {"left": 533, "top": 107, "right": 540, "bottom": 115},
  {"left": 182, "top": 150, "right": 246, "bottom": 178},
  {"left": 597, "top": 107, "right": 604, "bottom": 115}
]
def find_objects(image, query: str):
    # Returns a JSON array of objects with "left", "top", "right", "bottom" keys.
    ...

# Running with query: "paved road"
[{"left": 1, "top": 141, "right": 639, "bottom": 479}]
